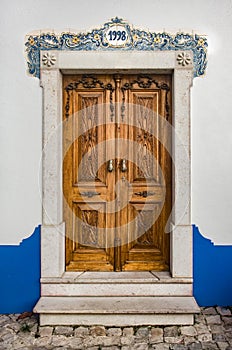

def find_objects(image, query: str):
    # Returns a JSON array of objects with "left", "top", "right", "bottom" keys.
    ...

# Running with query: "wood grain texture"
[{"left": 63, "top": 74, "right": 172, "bottom": 271}]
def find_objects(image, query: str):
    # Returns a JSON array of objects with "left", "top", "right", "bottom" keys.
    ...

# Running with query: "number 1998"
[{"left": 108, "top": 30, "right": 127, "bottom": 41}]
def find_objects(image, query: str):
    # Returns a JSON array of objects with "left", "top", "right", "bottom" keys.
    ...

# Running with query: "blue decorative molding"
[
  {"left": 193, "top": 225, "right": 232, "bottom": 307},
  {"left": 0, "top": 226, "right": 41, "bottom": 313},
  {"left": 25, "top": 17, "right": 207, "bottom": 79},
  {"left": 0, "top": 224, "right": 231, "bottom": 313}
]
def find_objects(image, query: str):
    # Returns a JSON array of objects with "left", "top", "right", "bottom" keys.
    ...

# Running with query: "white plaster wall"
[{"left": 0, "top": 0, "right": 231, "bottom": 244}]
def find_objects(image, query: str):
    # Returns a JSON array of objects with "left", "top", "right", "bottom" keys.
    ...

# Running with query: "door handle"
[
  {"left": 135, "top": 191, "right": 155, "bottom": 198},
  {"left": 80, "top": 191, "right": 101, "bottom": 198},
  {"left": 108, "top": 159, "right": 114, "bottom": 172},
  {"left": 121, "top": 159, "right": 127, "bottom": 172}
]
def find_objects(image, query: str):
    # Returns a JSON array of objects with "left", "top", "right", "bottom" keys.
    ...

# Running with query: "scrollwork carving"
[
  {"left": 64, "top": 75, "right": 114, "bottom": 120},
  {"left": 121, "top": 74, "right": 170, "bottom": 120}
]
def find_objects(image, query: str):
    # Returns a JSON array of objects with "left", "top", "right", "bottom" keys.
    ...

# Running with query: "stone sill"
[{"left": 40, "top": 271, "right": 193, "bottom": 284}]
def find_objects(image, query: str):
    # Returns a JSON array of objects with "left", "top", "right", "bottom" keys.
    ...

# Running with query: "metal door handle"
[
  {"left": 121, "top": 159, "right": 127, "bottom": 172},
  {"left": 108, "top": 159, "right": 114, "bottom": 172},
  {"left": 80, "top": 192, "right": 101, "bottom": 198},
  {"left": 135, "top": 191, "right": 155, "bottom": 198}
]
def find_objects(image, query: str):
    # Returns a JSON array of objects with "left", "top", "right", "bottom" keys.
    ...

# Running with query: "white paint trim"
[{"left": 58, "top": 50, "right": 177, "bottom": 70}]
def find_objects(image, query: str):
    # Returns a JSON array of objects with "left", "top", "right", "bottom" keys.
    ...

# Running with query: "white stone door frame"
[{"left": 40, "top": 49, "right": 193, "bottom": 280}]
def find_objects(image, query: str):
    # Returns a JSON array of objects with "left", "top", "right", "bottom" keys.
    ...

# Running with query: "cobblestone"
[
  {"left": 209, "top": 325, "right": 225, "bottom": 334},
  {"left": 154, "top": 344, "right": 170, "bottom": 349},
  {"left": 203, "top": 307, "right": 218, "bottom": 315},
  {"left": 133, "top": 343, "right": 148, "bottom": 350},
  {"left": 195, "top": 314, "right": 206, "bottom": 324},
  {"left": 120, "top": 336, "right": 135, "bottom": 345},
  {"left": 170, "top": 345, "right": 188, "bottom": 350},
  {"left": 164, "top": 336, "right": 184, "bottom": 344},
  {"left": 212, "top": 333, "right": 227, "bottom": 342},
  {"left": 74, "top": 326, "right": 89, "bottom": 337},
  {"left": 197, "top": 332, "right": 213, "bottom": 342},
  {"left": 149, "top": 327, "right": 163, "bottom": 344},
  {"left": 54, "top": 326, "right": 73, "bottom": 336},
  {"left": 107, "top": 328, "right": 122, "bottom": 337},
  {"left": 0, "top": 307, "right": 231, "bottom": 349},
  {"left": 206, "top": 315, "right": 222, "bottom": 325},
  {"left": 180, "top": 326, "right": 197, "bottom": 337},
  {"left": 90, "top": 325, "right": 106, "bottom": 337},
  {"left": 184, "top": 336, "right": 197, "bottom": 345},
  {"left": 217, "top": 307, "right": 232, "bottom": 316},
  {"left": 122, "top": 328, "right": 134, "bottom": 336},
  {"left": 164, "top": 326, "right": 179, "bottom": 337},
  {"left": 222, "top": 317, "right": 232, "bottom": 326},
  {"left": 135, "top": 327, "right": 149, "bottom": 339},
  {"left": 217, "top": 342, "right": 230, "bottom": 350},
  {"left": 38, "top": 326, "right": 53, "bottom": 338},
  {"left": 188, "top": 343, "right": 202, "bottom": 350},
  {"left": 195, "top": 324, "right": 210, "bottom": 335}
]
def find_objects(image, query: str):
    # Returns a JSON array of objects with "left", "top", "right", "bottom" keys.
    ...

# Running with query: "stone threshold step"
[
  {"left": 34, "top": 296, "right": 199, "bottom": 314},
  {"left": 41, "top": 282, "right": 192, "bottom": 296},
  {"left": 41, "top": 271, "right": 193, "bottom": 284},
  {"left": 35, "top": 296, "right": 200, "bottom": 326}
]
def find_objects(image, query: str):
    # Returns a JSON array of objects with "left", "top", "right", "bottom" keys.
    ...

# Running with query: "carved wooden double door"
[{"left": 63, "top": 74, "right": 172, "bottom": 271}]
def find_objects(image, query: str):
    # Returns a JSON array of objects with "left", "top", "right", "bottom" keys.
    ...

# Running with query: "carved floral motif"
[
  {"left": 177, "top": 52, "right": 192, "bottom": 66},
  {"left": 42, "top": 52, "right": 56, "bottom": 67},
  {"left": 137, "top": 211, "right": 154, "bottom": 245},
  {"left": 81, "top": 210, "right": 98, "bottom": 247},
  {"left": 79, "top": 97, "right": 99, "bottom": 181}
]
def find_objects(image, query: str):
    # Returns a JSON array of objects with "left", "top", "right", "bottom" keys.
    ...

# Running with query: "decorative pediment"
[{"left": 25, "top": 17, "right": 207, "bottom": 79}]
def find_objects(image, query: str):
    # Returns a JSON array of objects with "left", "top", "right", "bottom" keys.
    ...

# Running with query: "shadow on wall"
[
  {"left": 0, "top": 224, "right": 231, "bottom": 313},
  {"left": 193, "top": 224, "right": 232, "bottom": 307},
  {"left": 0, "top": 226, "right": 40, "bottom": 313}
]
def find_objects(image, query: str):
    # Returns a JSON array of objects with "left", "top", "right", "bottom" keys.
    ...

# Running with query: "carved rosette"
[
  {"left": 42, "top": 52, "right": 57, "bottom": 68},
  {"left": 176, "top": 52, "right": 192, "bottom": 67}
]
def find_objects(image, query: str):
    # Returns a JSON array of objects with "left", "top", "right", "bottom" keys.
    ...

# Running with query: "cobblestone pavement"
[{"left": 0, "top": 307, "right": 232, "bottom": 349}]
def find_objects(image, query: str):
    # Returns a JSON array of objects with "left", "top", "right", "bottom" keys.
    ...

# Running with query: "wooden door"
[{"left": 63, "top": 74, "right": 172, "bottom": 271}]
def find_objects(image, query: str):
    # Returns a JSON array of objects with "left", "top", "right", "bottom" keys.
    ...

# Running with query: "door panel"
[
  {"left": 132, "top": 92, "right": 160, "bottom": 182},
  {"left": 63, "top": 73, "right": 172, "bottom": 271},
  {"left": 63, "top": 75, "right": 115, "bottom": 271},
  {"left": 75, "top": 93, "right": 105, "bottom": 184},
  {"left": 118, "top": 75, "right": 172, "bottom": 271}
]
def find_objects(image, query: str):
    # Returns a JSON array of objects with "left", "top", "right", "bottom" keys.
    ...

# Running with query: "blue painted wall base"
[
  {"left": 0, "top": 224, "right": 231, "bottom": 313},
  {"left": 193, "top": 225, "right": 232, "bottom": 307},
  {"left": 0, "top": 226, "right": 40, "bottom": 313}
]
